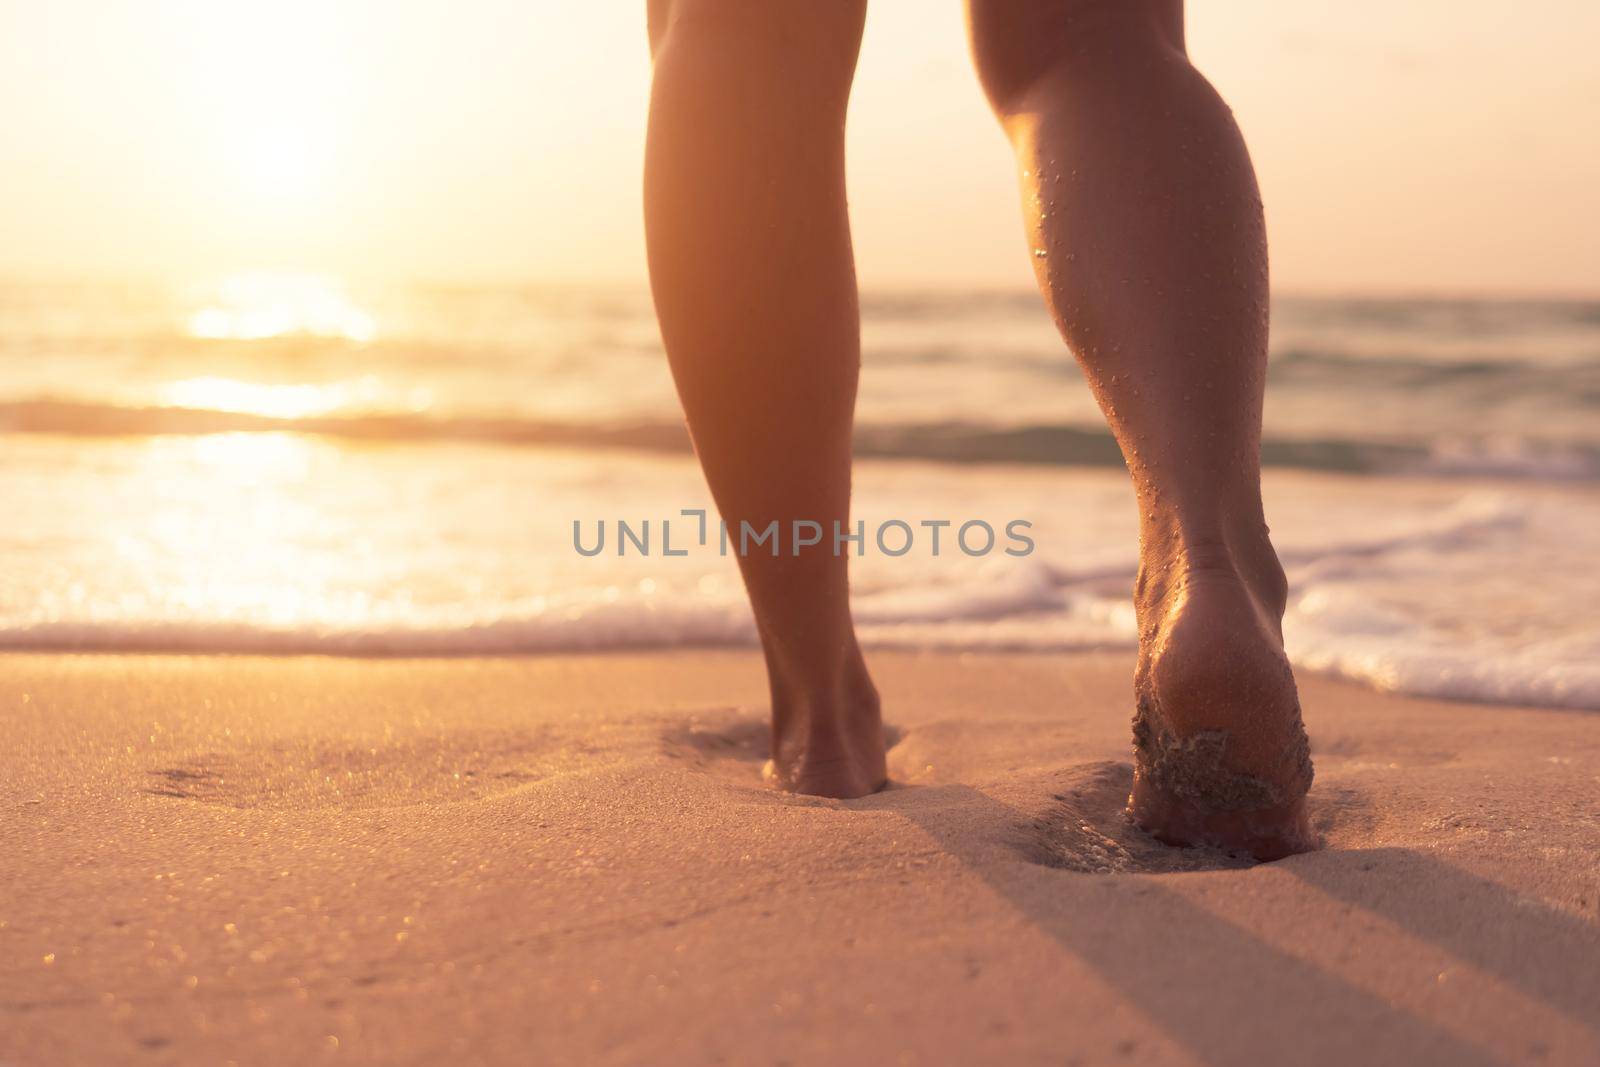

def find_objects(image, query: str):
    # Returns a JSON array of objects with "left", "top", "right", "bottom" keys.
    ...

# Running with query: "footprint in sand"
[
  {"left": 660, "top": 711, "right": 771, "bottom": 778},
  {"left": 660, "top": 710, "right": 904, "bottom": 794},
  {"left": 1021, "top": 761, "right": 1257, "bottom": 874},
  {"left": 145, "top": 728, "right": 560, "bottom": 810}
]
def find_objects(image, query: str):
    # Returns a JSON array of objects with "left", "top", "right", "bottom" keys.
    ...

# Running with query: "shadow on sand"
[{"left": 857, "top": 779, "right": 1599, "bottom": 1066}]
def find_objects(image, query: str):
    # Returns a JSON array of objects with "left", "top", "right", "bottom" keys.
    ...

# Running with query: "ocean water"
[{"left": 2, "top": 275, "right": 1597, "bottom": 709}]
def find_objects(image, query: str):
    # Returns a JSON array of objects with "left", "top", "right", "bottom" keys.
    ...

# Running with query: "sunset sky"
[{"left": 2, "top": 0, "right": 1596, "bottom": 294}]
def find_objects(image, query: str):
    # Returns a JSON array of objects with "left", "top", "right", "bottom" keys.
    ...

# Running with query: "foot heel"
[{"left": 1129, "top": 774, "right": 1316, "bottom": 862}]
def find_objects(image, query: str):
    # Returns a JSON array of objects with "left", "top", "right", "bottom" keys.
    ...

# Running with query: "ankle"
[
  {"left": 1183, "top": 531, "right": 1287, "bottom": 619},
  {"left": 1137, "top": 514, "right": 1288, "bottom": 624},
  {"left": 764, "top": 647, "right": 886, "bottom": 799},
  {"left": 769, "top": 647, "right": 879, "bottom": 734}
]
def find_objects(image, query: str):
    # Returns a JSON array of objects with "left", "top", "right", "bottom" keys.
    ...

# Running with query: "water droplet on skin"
[{"left": 1033, "top": 249, "right": 1048, "bottom": 258}]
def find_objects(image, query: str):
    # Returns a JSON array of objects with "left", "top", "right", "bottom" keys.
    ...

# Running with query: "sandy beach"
[
  {"left": 6, "top": 0, "right": 1599, "bottom": 1062},
  {"left": 3, "top": 650, "right": 1597, "bottom": 1065}
]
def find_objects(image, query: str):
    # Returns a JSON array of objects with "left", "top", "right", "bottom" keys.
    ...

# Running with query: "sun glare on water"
[
  {"left": 167, "top": 272, "right": 397, "bottom": 419},
  {"left": 161, "top": 377, "right": 364, "bottom": 420},
  {"left": 185, "top": 271, "right": 377, "bottom": 343}
]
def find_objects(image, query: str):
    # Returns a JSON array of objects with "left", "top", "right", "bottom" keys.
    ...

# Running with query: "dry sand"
[{"left": 3, "top": 651, "right": 1598, "bottom": 1065}]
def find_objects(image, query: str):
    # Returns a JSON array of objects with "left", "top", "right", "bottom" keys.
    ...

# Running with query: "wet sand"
[{"left": 3, "top": 651, "right": 1598, "bottom": 1065}]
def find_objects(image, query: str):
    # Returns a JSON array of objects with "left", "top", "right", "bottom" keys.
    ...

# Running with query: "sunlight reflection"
[
  {"left": 185, "top": 271, "right": 377, "bottom": 342},
  {"left": 158, "top": 374, "right": 432, "bottom": 419},
  {"left": 161, "top": 376, "right": 363, "bottom": 419},
  {"left": 182, "top": 431, "right": 317, "bottom": 475},
  {"left": 129, "top": 434, "right": 341, "bottom": 625}
]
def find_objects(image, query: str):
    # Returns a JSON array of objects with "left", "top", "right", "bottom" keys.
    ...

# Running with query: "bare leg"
[
  {"left": 968, "top": 0, "right": 1314, "bottom": 858},
  {"left": 645, "top": 0, "right": 885, "bottom": 798}
]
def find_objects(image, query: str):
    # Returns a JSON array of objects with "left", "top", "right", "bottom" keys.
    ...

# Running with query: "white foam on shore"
[
  {"left": 1, "top": 437, "right": 1595, "bottom": 711},
  {"left": 2, "top": 496, "right": 1592, "bottom": 710}
]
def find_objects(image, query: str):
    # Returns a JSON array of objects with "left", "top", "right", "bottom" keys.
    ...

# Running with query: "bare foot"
[
  {"left": 764, "top": 657, "right": 887, "bottom": 799},
  {"left": 1127, "top": 536, "right": 1316, "bottom": 861}
]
